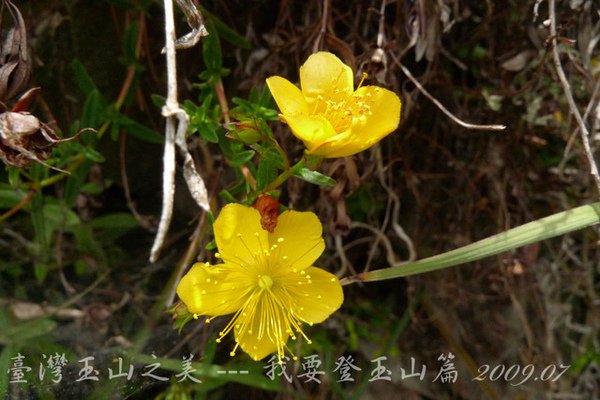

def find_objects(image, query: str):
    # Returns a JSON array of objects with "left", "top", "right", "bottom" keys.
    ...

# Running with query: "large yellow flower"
[
  {"left": 266, "top": 52, "right": 401, "bottom": 158},
  {"left": 176, "top": 203, "right": 344, "bottom": 361}
]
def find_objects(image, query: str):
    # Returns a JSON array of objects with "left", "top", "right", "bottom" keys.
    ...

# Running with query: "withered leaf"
[
  {"left": 0, "top": 0, "right": 31, "bottom": 104},
  {"left": 172, "top": 0, "right": 208, "bottom": 50},
  {"left": 0, "top": 110, "right": 59, "bottom": 168}
]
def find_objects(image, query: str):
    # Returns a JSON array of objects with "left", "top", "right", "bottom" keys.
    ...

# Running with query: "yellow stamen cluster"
[
  {"left": 309, "top": 73, "right": 374, "bottom": 133},
  {"left": 211, "top": 233, "right": 317, "bottom": 361}
]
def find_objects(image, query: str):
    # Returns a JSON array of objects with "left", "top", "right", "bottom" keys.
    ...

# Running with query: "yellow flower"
[
  {"left": 176, "top": 203, "right": 344, "bottom": 361},
  {"left": 266, "top": 52, "right": 401, "bottom": 158}
]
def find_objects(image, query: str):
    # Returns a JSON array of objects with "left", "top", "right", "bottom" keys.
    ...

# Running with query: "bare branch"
[
  {"left": 390, "top": 52, "right": 507, "bottom": 131},
  {"left": 312, "top": 0, "right": 330, "bottom": 53},
  {"left": 548, "top": 0, "right": 600, "bottom": 195}
]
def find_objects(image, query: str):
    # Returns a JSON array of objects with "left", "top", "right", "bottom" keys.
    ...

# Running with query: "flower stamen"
[{"left": 357, "top": 72, "right": 368, "bottom": 89}]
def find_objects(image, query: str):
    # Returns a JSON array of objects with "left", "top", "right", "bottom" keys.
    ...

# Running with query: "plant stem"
[{"left": 264, "top": 158, "right": 303, "bottom": 192}]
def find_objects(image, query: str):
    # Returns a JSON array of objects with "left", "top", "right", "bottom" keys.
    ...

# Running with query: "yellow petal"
[
  {"left": 290, "top": 266, "right": 343, "bottom": 323},
  {"left": 352, "top": 86, "right": 401, "bottom": 142},
  {"left": 300, "top": 52, "right": 354, "bottom": 105},
  {"left": 269, "top": 210, "right": 325, "bottom": 273},
  {"left": 176, "top": 263, "right": 247, "bottom": 316},
  {"left": 317, "top": 86, "right": 401, "bottom": 158},
  {"left": 234, "top": 296, "right": 290, "bottom": 361},
  {"left": 307, "top": 128, "right": 353, "bottom": 157},
  {"left": 213, "top": 204, "right": 269, "bottom": 270},
  {"left": 265, "top": 76, "right": 309, "bottom": 116},
  {"left": 283, "top": 114, "right": 336, "bottom": 150}
]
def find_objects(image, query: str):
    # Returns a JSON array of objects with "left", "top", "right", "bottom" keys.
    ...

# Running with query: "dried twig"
[
  {"left": 119, "top": 131, "right": 155, "bottom": 231},
  {"left": 0, "top": 189, "right": 34, "bottom": 223},
  {"left": 7, "top": 300, "right": 84, "bottom": 320},
  {"left": 376, "top": 153, "right": 417, "bottom": 262},
  {"left": 389, "top": 52, "right": 506, "bottom": 131},
  {"left": 312, "top": 0, "right": 330, "bottom": 52},
  {"left": 165, "top": 211, "right": 208, "bottom": 307},
  {"left": 559, "top": 76, "right": 600, "bottom": 171},
  {"left": 548, "top": 0, "right": 600, "bottom": 195},
  {"left": 151, "top": 0, "right": 210, "bottom": 262},
  {"left": 333, "top": 233, "right": 353, "bottom": 278},
  {"left": 119, "top": 13, "right": 155, "bottom": 232}
]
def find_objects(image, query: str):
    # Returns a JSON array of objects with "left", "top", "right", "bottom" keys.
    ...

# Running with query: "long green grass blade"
[{"left": 341, "top": 202, "right": 600, "bottom": 284}]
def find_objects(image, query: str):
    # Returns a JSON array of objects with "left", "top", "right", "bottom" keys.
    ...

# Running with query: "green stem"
[
  {"left": 29, "top": 155, "right": 86, "bottom": 190},
  {"left": 303, "top": 153, "right": 324, "bottom": 170},
  {"left": 264, "top": 158, "right": 303, "bottom": 192},
  {"left": 340, "top": 202, "right": 600, "bottom": 285},
  {"left": 15, "top": 154, "right": 87, "bottom": 193}
]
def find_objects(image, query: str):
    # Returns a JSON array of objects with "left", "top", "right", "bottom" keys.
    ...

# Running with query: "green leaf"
[
  {"left": 87, "top": 213, "right": 138, "bottom": 244},
  {"left": 71, "top": 225, "right": 107, "bottom": 264},
  {"left": 294, "top": 167, "right": 336, "bottom": 187},
  {"left": 80, "top": 182, "right": 104, "bottom": 195},
  {"left": 7, "top": 167, "right": 21, "bottom": 187},
  {"left": 110, "top": 120, "right": 120, "bottom": 140},
  {"left": 31, "top": 201, "right": 81, "bottom": 257},
  {"left": 198, "top": 121, "right": 219, "bottom": 143},
  {"left": 225, "top": 178, "right": 250, "bottom": 198},
  {"left": 122, "top": 21, "right": 139, "bottom": 64},
  {"left": 107, "top": 111, "right": 164, "bottom": 144},
  {"left": 43, "top": 203, "right": 81, "bottom": 228},
  {"left": 0, "top": 189, "right": 27, "bottom": 209},
  {"left": 0, "top": 318, "right": 58, "bottom": 346},
  {"left": 151, "top": 94, "right": 166, "bottom": 109},
  {"left": 219, "top": 190, "right": 237, "bottom": 203},
  {"left": 30, "top": 192, "right": 47, "bottom": 248},
  {"left": 207, "top": 211, "right": 215, "bottom": 225},
  {"left": 256, "top": 118, "right": 274, "bottom": 139},
  {"left": 0, "top": 345, "right": 12, "bottom": 395},
  {"left": 34, "top": 263, "right": 49, "bottom": 283},
  {"left": 83, "top": 146, "right": 106, "bottom": 162},
  {"left": 202, "top": 19, "right": 222, "bottom": 74},
  {"left": 231, "top": 86, "right": 278, "bottom": 121},
  {"left": 258, "top": 84, "right": 276, "bottom": 107},
  {"left": 64, "top": 161, "right": 92, "bottom": 207},
  {"left": 90, "top": 213, "right": 138, "bottom": 229},
  {"left": 572, "top": 350, "right": 600, "bottom": 372},
  {"left": 229, "top": 149, "right": 255, "bottom": 167},
  {"left": 256, "top": 155, "right": 277, "bottom": 191},
  {"left": 29, "top": 162, "right": 49, "bottom": 182},
  {"left": 201, "top": 7, "right": 250, "bottom": 49},
  {"left": 74, "top": 259, "right": 89, "bottom": 276},
  {"left": 70, "top": 59, "right": 100, "bottom": 97},
  {"left": 81, "top": 89, "right": 107, "bottom": 129}
]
